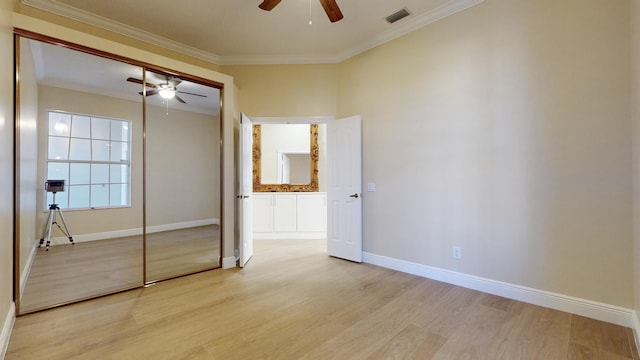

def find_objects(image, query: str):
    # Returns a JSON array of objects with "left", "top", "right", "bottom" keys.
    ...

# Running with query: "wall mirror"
[
  {"left": 144, "top": 69, "right": 222, "bottom": 282},
  {"left": 15, "top": 35, "right": 145, "bottom": 313},
  {"left": 253, "top": 123, "right": 319, "bottom": 192},
  {"left": 14, "top": 31, "right": 223, "bottom": 314}
]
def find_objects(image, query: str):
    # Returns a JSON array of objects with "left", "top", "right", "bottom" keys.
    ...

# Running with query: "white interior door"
[
  {"left": 327, "top": 115, "right": 362, "bottom": 262},
  {"left": 238, "top": 113, "right": 254, "bottom": 267}
]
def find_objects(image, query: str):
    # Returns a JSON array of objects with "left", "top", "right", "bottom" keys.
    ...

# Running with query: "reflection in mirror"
[
  {"left": 144, "top": 69, "right": 221, "bottom": 282},
  {"left": 253, "top": 124, "right": 320, "bottom": 192},
  {"left": 260, "top": 124, "right": 310, "bottom": 185},
  {"left": 16, "top": 36, "right": 144, "bottom": 314}
]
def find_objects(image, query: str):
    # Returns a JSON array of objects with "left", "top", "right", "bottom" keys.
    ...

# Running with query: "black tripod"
[{"left": 39, "top": 192, "right": 74, "bottom": 251}]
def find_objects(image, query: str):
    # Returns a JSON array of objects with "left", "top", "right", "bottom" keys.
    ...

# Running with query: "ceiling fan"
[
  {"left": 259, "top": 0, "right": 344, "bottom": 23},
  {"left": 126, "top": 77, "right": 206, "bottom": 104}
]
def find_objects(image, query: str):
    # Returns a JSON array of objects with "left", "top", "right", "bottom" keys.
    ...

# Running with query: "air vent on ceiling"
[{"left": 385, "top": 8, "right": 411, "bottom": 24}]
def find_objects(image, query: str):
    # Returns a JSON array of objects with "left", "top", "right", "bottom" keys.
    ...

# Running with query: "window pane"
[
  {"left": 49, "top": 112, "right": 71, "bottom": 136},
  {"left": 111, "top": 120, "right": 129, "bottom": 142},
  {"left": 69, "top": 163, "right": 90, "bottom": 185},
  {"left": 69, "top": 138, "right": 91, "bottom": 161},
  {"left": 48, "top": 137, "right": 69, "bottom": 160},
  {"left": 90, "top": 184, "right": 109, "bottom": 208},
  {"left": 110, "top": 184, "right": 129, "bottom": 206},
  {"left": 91, "top": 164, "right": 109, "bottom": 184},
  {"left": 110, "top": 164, "right": 129, "bottom": 183},
  {"left": 91, "top": 117, "right": 110, "bottom": 140},
  {"left": 110, "top": 141, "right": 129, "bottom": 162},
  {"left": 71, "top": 115, "right": 91, "bottom": 138},
  {"left": 92, "top": 140, "right": 110, "bottom": 161},
  {"left": 47, "top": 162, "right": 69, "bottom": 183},
  {"left": 68, "top": 185, "right": 90, "bottom": 208},
  {"left": 46, "top": 191, "right": 68, "bottom": 209}
]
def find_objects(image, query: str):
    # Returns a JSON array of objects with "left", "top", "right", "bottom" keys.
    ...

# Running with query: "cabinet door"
[
  {"left": 273, "top": 195, "right": 297, "bottom": 232},
  {"left": 252, "top": 194, "right": 274, "bottom": 233},
  {"left": 297, "top": 194, "right": 327, "bottom": 232}
]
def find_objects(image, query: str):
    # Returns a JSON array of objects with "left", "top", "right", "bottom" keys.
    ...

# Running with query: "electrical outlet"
[{"left": 452, "top": 246, "right": 462, "bottom": 260}]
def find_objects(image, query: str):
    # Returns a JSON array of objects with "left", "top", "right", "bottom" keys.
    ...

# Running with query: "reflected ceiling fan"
[
  {"left": 126, "top": 77, "right": 206, "bottom": 104},
  {"left": 259, "top": 0, "right": 343, "bottom": 23}
]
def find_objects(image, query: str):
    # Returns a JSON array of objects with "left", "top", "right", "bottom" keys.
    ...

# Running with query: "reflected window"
[{"left": 46, "top": 110, "right": 131, "bottom": 209}]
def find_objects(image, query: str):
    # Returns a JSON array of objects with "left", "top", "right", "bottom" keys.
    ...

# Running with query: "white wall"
[
  {"left": 338, "top": 0, "right": 632, "bottom": 307},
  {"left": 0, "top": 0, "right": 14, "bottom": 357}
]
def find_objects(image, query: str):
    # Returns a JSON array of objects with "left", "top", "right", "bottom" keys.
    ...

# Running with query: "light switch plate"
[{"left": 367, "top": 183, "right": 376, "bottom": 192}]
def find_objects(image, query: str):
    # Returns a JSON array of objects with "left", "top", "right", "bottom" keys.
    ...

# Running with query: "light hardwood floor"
[
  {"left": 19, "top": 225, "right": 220, "bottom": 313},
  {"left": 8, "top": 239, "right": 639, "bottom": 359}
]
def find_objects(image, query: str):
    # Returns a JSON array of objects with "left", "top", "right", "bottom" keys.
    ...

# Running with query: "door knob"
[{"left": 349, "top": 193, "right": 359, "bottom": 198}]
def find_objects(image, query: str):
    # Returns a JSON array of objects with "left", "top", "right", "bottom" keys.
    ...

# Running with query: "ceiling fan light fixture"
[{"left": 158, "top": 85, "right": 176, "bottom": 99}]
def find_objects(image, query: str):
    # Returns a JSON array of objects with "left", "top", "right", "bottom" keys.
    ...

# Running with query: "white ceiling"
[{"left": 22, "top": 0, "right": 484, "bottom": 65}]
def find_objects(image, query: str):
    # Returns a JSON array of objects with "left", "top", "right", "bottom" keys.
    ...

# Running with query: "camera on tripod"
[
  {"left": 40, "top": 179, "right": 73, "bottom": 251},
  {"left": 45, "top": 179, "right": 65, "bottom": 193}
]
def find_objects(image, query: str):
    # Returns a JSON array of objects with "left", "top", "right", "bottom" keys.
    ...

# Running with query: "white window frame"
[{"left": 46, "top": 110, "right": 132, "bottom": 210}]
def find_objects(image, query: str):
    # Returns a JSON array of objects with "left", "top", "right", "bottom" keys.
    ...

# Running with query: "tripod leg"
[
  {"left": 45, "top": 210, "right": 55, "bottom": 251},
  {"left": 39, "top": 209, "right": 53, "bottom": 248},
  {"left": 55, "top": 208, "right": 74, "bottom": 245}
]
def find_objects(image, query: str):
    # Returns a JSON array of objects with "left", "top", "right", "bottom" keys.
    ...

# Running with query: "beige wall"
[
  {"left": 146, "top": 104, "right": 220, "bottom": 226},
  {"left": 222, "top": 64, "right": 338, "bottom": 117},
  {"left": 632, "top": 0, "right": 640, "bottom": 324},
  {"left": 0, "top": 0, "right": 13, "bottom": 353},
  {"left": 337, "top": 0, "right": 632, "bottom": 307}
]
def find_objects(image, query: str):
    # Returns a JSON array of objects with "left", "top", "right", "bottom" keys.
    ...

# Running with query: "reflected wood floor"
[
  {"left": 8, "top": 239, "right": 639, "bottom": 359},
  {"left": 19, "top": 225, "right": 220, "bottom": 313}
]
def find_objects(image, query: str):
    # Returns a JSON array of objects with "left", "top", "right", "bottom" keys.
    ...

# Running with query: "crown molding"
[
  {"left": 21, "top": 0, "right": 220, "bottom": 64},
  {"left": 21, "top": 0, "right": 484, "bottom": 66},
  {"left": 334, "top": 0, "right": 485, "bottom": 62}
]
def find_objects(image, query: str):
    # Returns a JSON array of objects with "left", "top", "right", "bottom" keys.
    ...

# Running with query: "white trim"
[
  {"left": 20, "top": 0, "right": 484, "bottom": 65},
  {"left": 19, "top": 242, "right": 38, "bottom": 300},
  {"left": 253, "top": 232, "right": 326, "bottom": 240},
  {"left": 632, "top": 311, "right": 640, "bottom": 355},
  {"left": 363, "top": 252, "right": 636, "bottom": 328},
  {"left": 0, "top": 303, "right": 15, "bottom": 360},
  {"left": 48, "top": 218, "right": 220, "bottom": 246},
  {"left": 221, "top": 256, "right": 237, "bottom": 269}
]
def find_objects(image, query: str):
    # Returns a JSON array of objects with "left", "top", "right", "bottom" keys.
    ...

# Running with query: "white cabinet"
[
  {"left": 253, "top": 192, "right": 326, "bottom": 239},
  {"left": 273, "top": 194, "right": 297, "bottom": 232},
  {"left": 296, "top": 194, "right": 326, "bottom": 232}
]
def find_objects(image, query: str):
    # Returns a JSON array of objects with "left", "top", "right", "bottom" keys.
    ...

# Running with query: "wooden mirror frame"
[{"left": 253, "top": 124, "right": 319, "bottom": 192}]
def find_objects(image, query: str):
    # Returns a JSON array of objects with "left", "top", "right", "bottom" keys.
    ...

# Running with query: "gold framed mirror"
[{"left": 253, "top": 124, "right": 319, "bottom": 192}]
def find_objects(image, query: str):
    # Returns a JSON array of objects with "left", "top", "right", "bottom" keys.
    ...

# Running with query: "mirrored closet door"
[
  {"left": 15, "top": 36, "right": 145, "bottom": 313},
  {"left": 144, "top": 69, "right": 222, "bottom": 282}
]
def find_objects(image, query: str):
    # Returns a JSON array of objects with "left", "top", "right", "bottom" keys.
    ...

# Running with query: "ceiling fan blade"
[
  {"left": 174, "top": 94, "right": 187, "bottom": 104},
  {"left": 176, "top": 90, "right": 207, "bottom": 98},
  {"left": 138, "top": 89, "right": 159, "bottom": 96},
  {"left": 168, "top": 77, "right": 182, "bottom": 87},
  {"left": 319, "top": 0, "right": 343, "bottom": 22},
  {"left": 127, "top": 77, "right": 157, "bottom": 88},
  {"left": 259, "top": 0, "right": 281, "bottom": 11}
]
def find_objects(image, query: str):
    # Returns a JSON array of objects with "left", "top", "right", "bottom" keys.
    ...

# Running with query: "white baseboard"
[
  {"left": 222, "top": 256, "right": 237, "bottom": 269},
  {"left": 253, "top": 232, "right": 326, "bottom": 240},
  {"left": 19, "top": 242, "right": 38, "bottom": 301},
  {"left": 48, "top": 218, "right": 220, "bottom": 246},
  {"left": 632, "top": 311, "right": 640, "bottom": 354},
  {"left": 363, "top": 252, "right": 635, "bottom": 328},
  {"left": 1, "top": 303, "right": 15, "bottom": 360}
]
